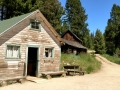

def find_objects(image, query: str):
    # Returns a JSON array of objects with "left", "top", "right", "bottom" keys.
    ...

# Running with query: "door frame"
[{"left": 25, "top": 45, "right": 40, "bottom": 77}]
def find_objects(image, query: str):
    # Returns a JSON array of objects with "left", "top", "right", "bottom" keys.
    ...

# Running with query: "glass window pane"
[
  {"left": 7, "top": 46, "right": 12, "bottom": 58},
  {"left": 36, "top": 26, "right": 39, "bottom": 29},
  {"left": 6, "top": 45, "right": 20, "bottom": 58},
  {"left": 13, "top": 46, "right": 19, "bottom": 58},
  {"left": 30, "top": 19, "right": 40, "bottom": 30},
  {"left": 44, "top": 48, "right": 53, "bottom": 58}
]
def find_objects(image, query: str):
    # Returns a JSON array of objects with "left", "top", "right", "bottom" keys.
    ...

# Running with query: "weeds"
[
  {"left": 102, "top": 54, "right": 120, "bottom": 64},
  {"left": 60, "top": 53, "right": 101, "bottom": 74}
]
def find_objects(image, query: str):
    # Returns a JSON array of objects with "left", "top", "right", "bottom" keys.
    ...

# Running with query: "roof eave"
[
  {"left": 37, "top": 10, "right": 64, "bottom": 45},
  {"left": 0, "top": 11, "right": 35, "bottom": 37}
]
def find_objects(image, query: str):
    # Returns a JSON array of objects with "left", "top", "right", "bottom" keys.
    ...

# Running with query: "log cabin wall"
[
  {"left": 61, "top": 30, "right": 87, "bottom": 54},
  {"left": 0, "top": 13, "right": 61, "bottom": 77},
  {"left": 62, "top": 30, "right": 82, "bottom": 44},
  {"left": 62, "top": 33, "right": 77, "bottom": 42}
]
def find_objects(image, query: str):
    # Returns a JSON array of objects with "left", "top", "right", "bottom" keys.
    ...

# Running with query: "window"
[
  {"left": 30, "top": 19, "right": 40, "bottom": 30},
  {"left": 44, "top": 47, "right": 54, "bottom": 58},
  {"left": 6, "top": 45, "right": 20, "bottom": 59}
]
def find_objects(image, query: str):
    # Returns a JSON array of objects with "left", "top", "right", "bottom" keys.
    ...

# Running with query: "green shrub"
[
  {"left": 102, "top": 54, "right": 120, "bottom": 64},
  {"left": 86, "top": 65, "right": 94, "bottom": 74},
  {"left": 60, "top": 53, "right": 101, "bottom": 74},
  {"left": 114, "top": 48, "right": 120, "bottom": 58}
]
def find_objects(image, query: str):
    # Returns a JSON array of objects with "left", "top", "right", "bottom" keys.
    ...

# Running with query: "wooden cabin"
[
  {"left": 61, "top": 30, "right": 87, "bottom": 55},
  {"left": 0, "top": 10, "right": 63, "bottom": 78}
]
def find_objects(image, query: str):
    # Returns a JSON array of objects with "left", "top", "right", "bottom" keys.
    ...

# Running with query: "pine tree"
[
  {"left": 82, "top": 29, "right": 92, "bottom": 49},
  {"left": 65, "top": 0, "right": 88, "bottom": 39},
  {"left": 0, "top": 0, "right": 64, "bottom": 35},
  {"left": 60, "top": 21, "right": 69, "bottom": 36},
  {"left": 0, "top": 6, "right": 4, "bottom": 20},
  {"left": 40, "top": 0, "right": 64, "bottom": 34},
  {"left": 0, "top": 0, "right": 42, "bottom": 19},
  {"left": 104, "top": 19, "right": 116, "bottom": 55},
  {"left": 88, "top": 34, "right": 93, "bottom": 49},
  {"left": 104, "top": 4, "right": 120, "bottom": 55},
  {"left": 94, "top": 29, "right": 106, "bottom": 54},
  {"left": 90, "top": 32, "right": 95, "bottom": 50}
]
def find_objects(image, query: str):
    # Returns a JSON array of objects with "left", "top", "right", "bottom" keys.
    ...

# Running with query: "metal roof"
[
  {"left": 0, "top": 12, "right": 32, "bottom": 35},
  {"left": 0, "top": 10, "right": 64, "bottom": 45}
]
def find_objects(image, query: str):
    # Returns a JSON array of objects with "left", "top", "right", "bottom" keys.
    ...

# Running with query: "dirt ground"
[{"left": 1, "top": 54, "right": 120, "bottom": 90}]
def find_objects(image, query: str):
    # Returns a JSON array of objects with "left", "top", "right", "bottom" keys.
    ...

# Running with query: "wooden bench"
[
  {"left": 41, "top": 71, "right": 67, "bottom": 79},
  {"left": 0, "top": 76, "right": 25, "bottom": 86},
  {"left": 64, "top": 65, "right": 85, "bottom": 76},
  {"left": 0, "top": 61, "right": 26, "bottom": 86}
]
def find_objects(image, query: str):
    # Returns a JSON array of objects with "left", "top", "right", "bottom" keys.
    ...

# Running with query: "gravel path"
[{"left": 1, "top": 54, "right": 120, "bottom": 90}]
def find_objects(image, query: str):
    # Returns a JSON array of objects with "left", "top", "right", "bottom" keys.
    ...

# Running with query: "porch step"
[{"left": 26, "top": 76, "right": 48, "bottom": 83}]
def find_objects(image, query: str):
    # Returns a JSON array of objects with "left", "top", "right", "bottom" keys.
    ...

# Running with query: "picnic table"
[{"left": 63, "top": 65, "right": 85, "bottom": 75}]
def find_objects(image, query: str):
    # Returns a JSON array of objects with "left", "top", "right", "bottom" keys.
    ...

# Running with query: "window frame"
[
  {"left": 30, "top": 19, "right": 41, "bottom": 31},
  {"left": 44, "top": 46, "right": 54, "bottom": 59},
  {"left": 5, "top": 44, "right": 21, "bottom": 60}
]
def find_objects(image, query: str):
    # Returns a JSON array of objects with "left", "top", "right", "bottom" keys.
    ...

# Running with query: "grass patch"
[
  {"left": 0, "top": 80, "right": 18, "bottom": 87},
  {"left": 60, "top": 53, "right": 101, "bottom": 74},
  {"left": 102, "top": 54, "right": 120, "bottom": 64}
]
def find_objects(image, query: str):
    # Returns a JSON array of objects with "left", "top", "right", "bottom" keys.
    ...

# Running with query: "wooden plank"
[
  {"left": 0, "top": 76, "right": 25, "bottom": 86},
  {"left": 0, "top": 62, "right": 8, "bottom": 68},
  {"left": 64, "top": 65, "right": 85, "bottom": 75},
  {"left": 8, "top": 65, "right": 18, "bottom": 68},
  {"left": 0, "top": 68, "right": 8, "bottom": 72},
  {"left": 42, "top": 71, "right": 66, "bottom": 75},
  {"left": 41, "top": 71, "right": 66, "bottom": 79},
  {"left": 0, "top": 76, "right": 25, "bottom": 81}
]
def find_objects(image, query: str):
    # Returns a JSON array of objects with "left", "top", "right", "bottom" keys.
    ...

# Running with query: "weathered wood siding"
[
  {"left": 62, "top": 31, "right": 82, "bottom": 44},
  {"left": 62, "top": 33, "right": 77, "bottom": 41},
  {"left": 0, "top": 13, "right": 61, "bottom": 77},
  {"left": 61, "top": 30, "right": 87, "bottom": 54},
  {"left": 0, "top": 61, "right": 24, "bottom": 78}
]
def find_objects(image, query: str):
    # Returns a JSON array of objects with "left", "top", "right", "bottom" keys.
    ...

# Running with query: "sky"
[{"left": 59, "top": 0, "right": 120, "bottom": 33}]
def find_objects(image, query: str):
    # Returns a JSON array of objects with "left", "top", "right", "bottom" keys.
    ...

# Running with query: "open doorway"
[{"left": 27, "top": 47, "right": 38, "bottom": 77}]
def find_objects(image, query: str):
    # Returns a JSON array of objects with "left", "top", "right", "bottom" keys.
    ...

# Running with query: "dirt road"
[{"left": 1, "top": 54, "right": 120, "bottom": 90}]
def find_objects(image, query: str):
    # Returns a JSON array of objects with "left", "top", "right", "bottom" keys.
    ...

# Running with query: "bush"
[
  {"left": 114, "top": 48, "right": 120, "bottom": 58},
  {"left": 102, "top": 54, "right": 120, "bottom": 64},
  {"left": 86, "top": 65, "right": 94, "bottom": 74},
  {"left": 60, "top": 53, "right": 101, "bottom": 74}
]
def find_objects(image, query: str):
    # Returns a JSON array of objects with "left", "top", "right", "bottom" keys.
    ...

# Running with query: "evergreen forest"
[{"left": 0, "top": 0, "right": 120, "bottom": 57}]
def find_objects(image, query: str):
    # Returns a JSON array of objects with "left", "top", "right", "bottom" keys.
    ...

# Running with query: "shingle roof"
[
  {"left": 0, "top": 12, "right": 32, "bottom": 35},
  {"left": 62, "top": 39, "right": 87, "bottom": 49}
]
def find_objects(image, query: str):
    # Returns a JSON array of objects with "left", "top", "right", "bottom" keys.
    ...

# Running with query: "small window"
[
  {"left": 44, "top": 47, "right": 54, "bottom": 58},
  {"left": 30, "top": 19, "right": 40, "bottom": 30},
  {"left": 6, "top": 45, "right": 20, "bottom": 59}
]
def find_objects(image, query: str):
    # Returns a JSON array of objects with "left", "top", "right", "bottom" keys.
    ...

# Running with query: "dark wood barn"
[{"left": 61, "top": 30, "right": 87, "bottom": 55}]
